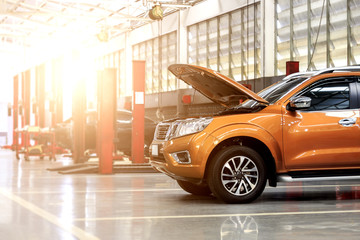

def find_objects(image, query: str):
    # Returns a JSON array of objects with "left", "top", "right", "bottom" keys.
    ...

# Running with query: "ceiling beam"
[{"left": 0, "top": 11, "right": 152, "bottom": 22}]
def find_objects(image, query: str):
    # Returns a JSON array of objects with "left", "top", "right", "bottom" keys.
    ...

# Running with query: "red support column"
[
  {"left": 132, "top": 61, "right": 145, "bottom": 163},
  {"left": 36, "top": 64, "right": 46, "bottom": 127},
  {"left": 20, "top": 71, "right": 31, "bottom": 147},
  {"left": 12, "top": 75, "right": 19, "bottom": 149},
  {"left": 34, "top": 69, "right": 38, "bottom": 126},
  {"left": 52, "top": 58, "right": 64, "bottom": 126},
  {"left": 24, "top": 70, "right": 31, "bottom": 127},
  {"left": 97, "top": 68, "right": 116, "bottom": 174},
  {"left": 72, "top": 78, "right": 86, "bottom": 164},
  {"left": 20, "top": 73, "right": 25, "bottom": 147}
]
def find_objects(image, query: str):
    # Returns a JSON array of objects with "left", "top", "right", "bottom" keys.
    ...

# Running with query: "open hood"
[{"left": 168, "top": 64, "right": 268, "bottom": 108}]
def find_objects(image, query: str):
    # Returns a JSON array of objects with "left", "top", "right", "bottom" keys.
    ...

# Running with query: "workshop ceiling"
[{"left": 0, "top": 0, "right": 201, "bottom": 54}]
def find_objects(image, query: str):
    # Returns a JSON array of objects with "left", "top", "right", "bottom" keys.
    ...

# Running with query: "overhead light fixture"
[
  {"left": 149, "top": 4, "right": 163, "bottom": 20},
  {"left": 160, "top": 4, "right": 192, "bottom": 8},
  {"left": 97, "top": 29, "right": 109, "bottom": 42}
]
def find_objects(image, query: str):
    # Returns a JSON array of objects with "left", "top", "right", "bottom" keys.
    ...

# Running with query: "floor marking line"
[
  {"left": 73, "top": 209, "right": 360, "bottom": 222},
  {"left": 11, "top": 183, "right": 360, "bottom": 195},
  {"left": 274, "top": 183, "right": 360, "bottom": 189},
  {"left": 8, "top": 173, "right": 162, "bottom": 179},
  {"left": 12, "top": 188, "right": 182, "bottom": 194},
  {"left": 0, "top": 187, "right": 99, "bottom": 240}
]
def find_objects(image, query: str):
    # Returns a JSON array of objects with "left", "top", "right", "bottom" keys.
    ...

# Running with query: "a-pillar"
[{"left": 132, "top": 61, "right": 145, "bottom": 163}]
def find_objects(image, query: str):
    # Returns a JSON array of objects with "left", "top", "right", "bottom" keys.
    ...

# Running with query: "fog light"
[{"left": 171, "top": 151, "right": 191, "bottom": 164}]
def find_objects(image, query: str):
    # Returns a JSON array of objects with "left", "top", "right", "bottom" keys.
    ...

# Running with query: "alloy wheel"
[{"left": 220, "top": 156, "right": 259, "bottom": 196}]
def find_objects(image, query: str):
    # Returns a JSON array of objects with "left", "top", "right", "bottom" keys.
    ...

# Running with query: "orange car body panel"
[
  {"left": 151, "top": 71, "right": 360, "bottom": 180},
  {"left": 278, "top": 72, "right": 360, "bottom": 171},
  {"left": 153, "top": 105, "right": 284, "bottom": 179}
]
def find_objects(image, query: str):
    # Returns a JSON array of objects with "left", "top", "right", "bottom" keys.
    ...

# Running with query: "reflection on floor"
[{"left": 0, "top": 149, "right": 360, "bottom": 239}]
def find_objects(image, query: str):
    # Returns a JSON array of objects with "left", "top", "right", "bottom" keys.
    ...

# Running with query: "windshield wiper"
[{"left": 215, "top": 104, "right": 266, "bottom": 116}]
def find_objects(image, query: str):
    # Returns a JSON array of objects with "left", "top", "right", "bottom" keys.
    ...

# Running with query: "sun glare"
[{"left": 62, "top": 50, "right": 97, "bottom": 120}]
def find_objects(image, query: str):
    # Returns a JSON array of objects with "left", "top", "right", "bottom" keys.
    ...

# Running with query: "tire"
[
  {"left": 177, "top": 180, "right": 212, "bottom": 196},
  {"left": 207, "top": 145, "right": 267, "bottom": 203}
]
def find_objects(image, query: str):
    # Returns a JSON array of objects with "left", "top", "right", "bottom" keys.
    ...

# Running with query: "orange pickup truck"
[{"left": 149, "top": 64, "right": 360, "bottom": 203}]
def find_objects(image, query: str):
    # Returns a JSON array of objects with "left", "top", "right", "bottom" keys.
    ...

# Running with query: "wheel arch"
[{"left": 204, "top": 136, "right": 278, "bottom": 187}]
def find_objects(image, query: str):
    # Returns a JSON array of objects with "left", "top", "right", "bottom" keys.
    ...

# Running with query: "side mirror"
[{"left": 288, "top": 96, "right": 312, "bottom": 111}]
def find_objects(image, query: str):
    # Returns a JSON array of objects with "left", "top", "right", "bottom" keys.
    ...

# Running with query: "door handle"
[{"left": 338, "top": 117, "right": 357, "bottom": 127}]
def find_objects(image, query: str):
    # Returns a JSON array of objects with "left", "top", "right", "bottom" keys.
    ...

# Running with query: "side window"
[{"left": 301, "top": 83, "right": 350, "bottom": 111}]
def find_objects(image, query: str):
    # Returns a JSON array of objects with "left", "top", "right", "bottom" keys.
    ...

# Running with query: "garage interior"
[{"left": 0, "top": 0, "right": 360, "bottom": 239}]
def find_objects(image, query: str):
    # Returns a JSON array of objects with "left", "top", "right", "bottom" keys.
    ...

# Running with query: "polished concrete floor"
[{"left": 1, "top": 149, "right": 360, "bottom": 239}]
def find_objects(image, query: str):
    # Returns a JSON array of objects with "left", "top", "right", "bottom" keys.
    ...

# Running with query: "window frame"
[
  {"left": 290, "top": 77, "right": 359, "bottom": 111},
  {"left": 356, "top": 81, "right": 360, "bottom": 108}
]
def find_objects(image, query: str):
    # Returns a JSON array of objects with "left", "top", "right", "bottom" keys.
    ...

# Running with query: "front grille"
[{"left": 155, "top": 123, "right": 171, "bottom": 140}]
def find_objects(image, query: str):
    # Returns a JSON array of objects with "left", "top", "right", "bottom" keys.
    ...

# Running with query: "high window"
[
  {"left": 95, "top": 49, "right": 126, "bottom": 97},
  {"left": 188, "top": 2, "right": 261, "bottom": 81},
  {"left": 276, "top": 0, "right": 360, "bottom": 75},
  {"left": 132, "top": 31, "right": 177, "bottom": 94}
]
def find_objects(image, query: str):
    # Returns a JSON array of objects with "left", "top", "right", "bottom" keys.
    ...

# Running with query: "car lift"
[
  {"left": 48, "top": 63, "right": 156, "bottom": 174},
  {"left": 14, "top": 65, "right": 59, "bottom": 161},
  {"left": 14, "top": 70, "right": 31, "bottom": 159},
  {"left": 131, "top": 60, "right": 146, "bottom": 164}
]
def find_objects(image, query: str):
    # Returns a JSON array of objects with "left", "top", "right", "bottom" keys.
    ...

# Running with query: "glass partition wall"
[
  {"left": 188, "top": 2, "right": 261, "bottom": 82},
  {"left": 133, "top": 32, "right": 177, "bottom": 94},
  {"left": 276, "top": 0, "right": 360, "bottom": 75}
]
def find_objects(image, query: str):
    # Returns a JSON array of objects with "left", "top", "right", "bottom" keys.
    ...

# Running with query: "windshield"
[
  {"left": 240, "top": 76, "right": 310, "bottom": 109},
  {"left": 258, "top": 77, "right": 309, "bottom": 104}
]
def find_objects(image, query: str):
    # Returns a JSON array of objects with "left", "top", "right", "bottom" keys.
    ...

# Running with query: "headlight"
[{"left": 169, "top": 117, "right": 213, "bottom": 139}]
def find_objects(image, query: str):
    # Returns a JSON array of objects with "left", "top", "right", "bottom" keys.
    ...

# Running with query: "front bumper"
[{"left": 149, "top": 132, "right": 218, "bottom": 181}]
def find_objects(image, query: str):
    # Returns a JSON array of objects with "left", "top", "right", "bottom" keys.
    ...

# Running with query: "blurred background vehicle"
[{"left": 54, "top": 109, "right": 157, "bottom": 157}]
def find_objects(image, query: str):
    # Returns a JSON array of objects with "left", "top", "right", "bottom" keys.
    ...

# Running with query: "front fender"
[{"left": 197, "top": 123, "right": 283, "bottom": 176}]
